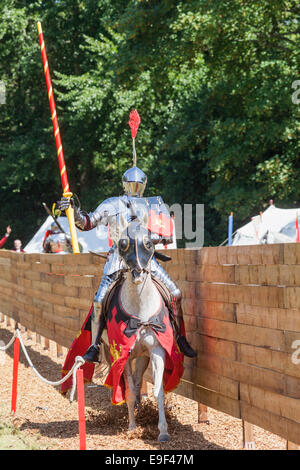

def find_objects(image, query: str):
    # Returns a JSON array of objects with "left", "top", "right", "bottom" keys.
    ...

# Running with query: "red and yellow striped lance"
[{"left": 37, "top": 21, "right": 80, "bottom": 254}]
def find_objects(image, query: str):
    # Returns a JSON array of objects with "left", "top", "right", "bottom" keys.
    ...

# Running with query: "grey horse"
[{"left": 102, "top": 218, "right": 175, "bottom": 442}]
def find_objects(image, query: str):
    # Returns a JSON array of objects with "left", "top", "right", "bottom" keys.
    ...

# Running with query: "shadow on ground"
[{"left": 0, "top": 326, "right": 225, "bottom": 450}]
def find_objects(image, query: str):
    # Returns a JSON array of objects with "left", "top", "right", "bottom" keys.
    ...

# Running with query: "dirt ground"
[{"left": 0, "top": 322, "right": 286, "bottom": 451}]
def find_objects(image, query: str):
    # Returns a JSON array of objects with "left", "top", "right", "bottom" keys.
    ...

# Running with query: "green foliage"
[{"left": 0, "top": 0, "right": 299, "bottom": 247}]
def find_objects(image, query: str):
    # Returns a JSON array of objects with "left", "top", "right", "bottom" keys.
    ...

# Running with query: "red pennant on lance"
[{"left": 128, "top": 109, "right": 141, "bottom": 139}]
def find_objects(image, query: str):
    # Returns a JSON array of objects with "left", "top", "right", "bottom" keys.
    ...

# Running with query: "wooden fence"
[{"left": 1, "top": 245, "right": 300, "bottom": 445}]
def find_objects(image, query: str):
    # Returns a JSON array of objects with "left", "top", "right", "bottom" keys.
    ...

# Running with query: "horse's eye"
[
  {"left": 143, "top": 236, "right": 152, "bottom": 251},
  {"left": 119, "top": 238, "right": 129, "bottom": 252}
]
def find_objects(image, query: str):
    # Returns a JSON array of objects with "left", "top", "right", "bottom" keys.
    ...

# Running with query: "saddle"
[{"left": 102, "top": 272, "right": 173, "bottom": 319}]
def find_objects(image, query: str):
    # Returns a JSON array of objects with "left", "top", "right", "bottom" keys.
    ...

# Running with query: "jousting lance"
[{"left": 37, "top": 21, "right": 80, "bottom": 254}]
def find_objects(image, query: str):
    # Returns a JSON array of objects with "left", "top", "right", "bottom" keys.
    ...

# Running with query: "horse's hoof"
[{"left": 158, "top": 433, "right": 170, "bottom": 442}]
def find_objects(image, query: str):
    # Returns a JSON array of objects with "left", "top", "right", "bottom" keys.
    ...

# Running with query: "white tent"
[
  {"left": 24, "top": 215, "right": 110, "bottom": 253},
  {"left": 232, "top": 204, "right": 300, "bottom": 246}
]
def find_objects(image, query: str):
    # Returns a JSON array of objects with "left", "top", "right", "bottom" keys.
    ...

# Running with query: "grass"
[
  {"left": 0, "top": 418, "right": 43, "bottom": 450},
  {"left": 0, "top": 406, "right": 57, "bottom": 450}
]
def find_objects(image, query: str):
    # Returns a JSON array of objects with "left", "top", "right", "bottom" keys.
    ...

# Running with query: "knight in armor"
[
  {"left": 43, "top": 222, "right": 73, "bottom": 254},
  {"left": 56, "top": 166, "right": 197, "bottom": 361}
]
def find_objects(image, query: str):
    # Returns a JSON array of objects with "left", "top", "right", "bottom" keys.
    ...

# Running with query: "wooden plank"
[
  {"left": 195, "top": 283, "right": 285, "bottom": 308},
  {"left": 284, "top": 287, "right": 300, "bottom": 309},
  {"left": 35, "top": 316, "right": 55, "bottom": 337},
  {"left": 285, "top": 375, "right": 300, "bottom": 399},
  {"left": 192, "top": 265, "right": 235, "bottom": 284},
  {"left": 30, "top": 262, "right": 51, "bottom": 273},
  {"left": 196, "top": 300, "right": 236, "bottom": 322},
  {"left": 181, "top": 313, "right": 197, "bottom": 332},
  {"left": 240, "top": 384, "right": 300, "bottom": 423},
  {"left": 172, "top": 378, "right": 241, "bottom": 418},
  {"left": 197, "top": 318, "right": 285, "bottom": 351},
  {"left": 60, "top": 253, "right": 93, "bottom": 265},
  {"left": 40, "top": 272, "right": 65, "bottom": 285},
  {"left": 241, "top": 401, "right": 300, "bottom": 445},
  {"left": 32, "top": 297, "right": 53, "bottom": 314},
  {"left": 196, "top": 248, "right": 218, "bottom": 266},
  {"left": 52, "top": 283, "right": 78, "bottom": 298},
  {"left": 54, "top": 324, "right": 79, "bottom": 349},
  {"left": 43, "top": 309, "right": 79, "bottom": 331},
  {"left": 39, "top": 253, "right": 66, "bottom": 264},
  {"left": 180, "top": 280, "right": 196, "bottom": 300},
  {"left": 237, "top": 343, "right": 300, "bottom": 379},
  {"left": 193, "top": 368, "right": 239, "bottom": 400},
  {"left": 62, "top": 275, "right": 95, "bottom": 289},
  {"left": 51, "top": 263, "right": 100, "bottom": 276},
  {"left": 23, "top": 271, "right": 41, "bottom": 282},
  {"left": 196, "top": 334, "right": 237, "bottom": 360},
  {"left": 182, "top": 249, "right": 198, "bottom": 265},
  {"left": 236, "top": 304, "right": 300, "bottom": 332},
  {"left": 234, "top": 264, "right": 300, "bottom": 287},
  {"left": 193, "top": 385, "right": 241, "bottom": 419},
  {"left": 64, "top": 296, "right": 92, "bottom": 311},
  {"left": 197, "top": 353, "right": 285, "bottom": 397},
  {"left": 0, "top": 257, "right": 11, "bottom": 266},
  {"left": 284, "top": 243, "right": 300, "bottom": 265},
  {"left": 31, "top": 280, "right": 52, "bottom": 293}
]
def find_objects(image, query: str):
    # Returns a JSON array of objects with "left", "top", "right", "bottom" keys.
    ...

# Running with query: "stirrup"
[
  {"left": 177, "top": 335, "right": 197, "bottom": 358},
  {"left": 83, "top": 344, "right": 101, "bottom": 363}
]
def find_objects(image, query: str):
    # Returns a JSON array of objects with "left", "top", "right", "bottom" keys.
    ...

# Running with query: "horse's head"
[{"left": 118, "top": 219, "right": 154, "bottom": 285}]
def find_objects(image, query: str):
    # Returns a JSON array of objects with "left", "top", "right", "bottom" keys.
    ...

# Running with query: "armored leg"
[
  {"left": 151, "top": 258, "right": 197, "bottom": 358},
  {"left": 83, "top": 273, "right": 119, "bottom": 363}
]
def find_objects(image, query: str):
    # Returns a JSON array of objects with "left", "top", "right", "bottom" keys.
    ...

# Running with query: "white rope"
[
  {"left": 0, "top": 329, "right": 85, "bottom": 402},
  {"left": 0, "top": 330, "right": 17, "bottom": 351}
]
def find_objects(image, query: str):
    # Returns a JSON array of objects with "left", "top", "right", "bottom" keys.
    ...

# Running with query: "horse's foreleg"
[
  {"left": 151, "top": 347, "right": 170, "bottom": 442},
  {"left": 134, "top": 356, "right": 150, "bottom": 407},
  {"left": 123, "top": 361, "right": 137, "bottom": 431}
]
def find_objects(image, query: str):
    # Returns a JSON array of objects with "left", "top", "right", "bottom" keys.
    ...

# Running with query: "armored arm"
[{"left": 56, "top": 197, "right": 116, "bottom": 231}]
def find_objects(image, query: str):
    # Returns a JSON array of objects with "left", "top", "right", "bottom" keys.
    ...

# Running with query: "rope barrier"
[
  {"left": 0, "top": 328, "right": 85, "bottom": 399},
  {"left": 0, "top": 326, "right": 87, "bottom": 449}
]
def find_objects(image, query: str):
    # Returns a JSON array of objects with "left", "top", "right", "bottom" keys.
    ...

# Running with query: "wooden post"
[
  {"left": 0, "top": 312, "right": 4, "bottom": 322},
  {"left": 242, "top": 421, "right": 255, "bottom": 449},
  {"left": 141, "top": 380, "right": 148, "bottom": 399},
  {"left": 26, "top": 329, "right": 33, "bottom": 340},
  {"left": 287, "top": 441, "right": 300, "bottom": 450},
  {"left": 44, "top": 338, "right": 50, "bottom": 350},
  {"left": 56, "top": 343, "right": 63, "bottom": 358},
  {"left": 198, "top": 404, "right": 209, "bottom": 424},
  {"left": 36, "top": 333, "right": 41, "bottom": 344}
]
